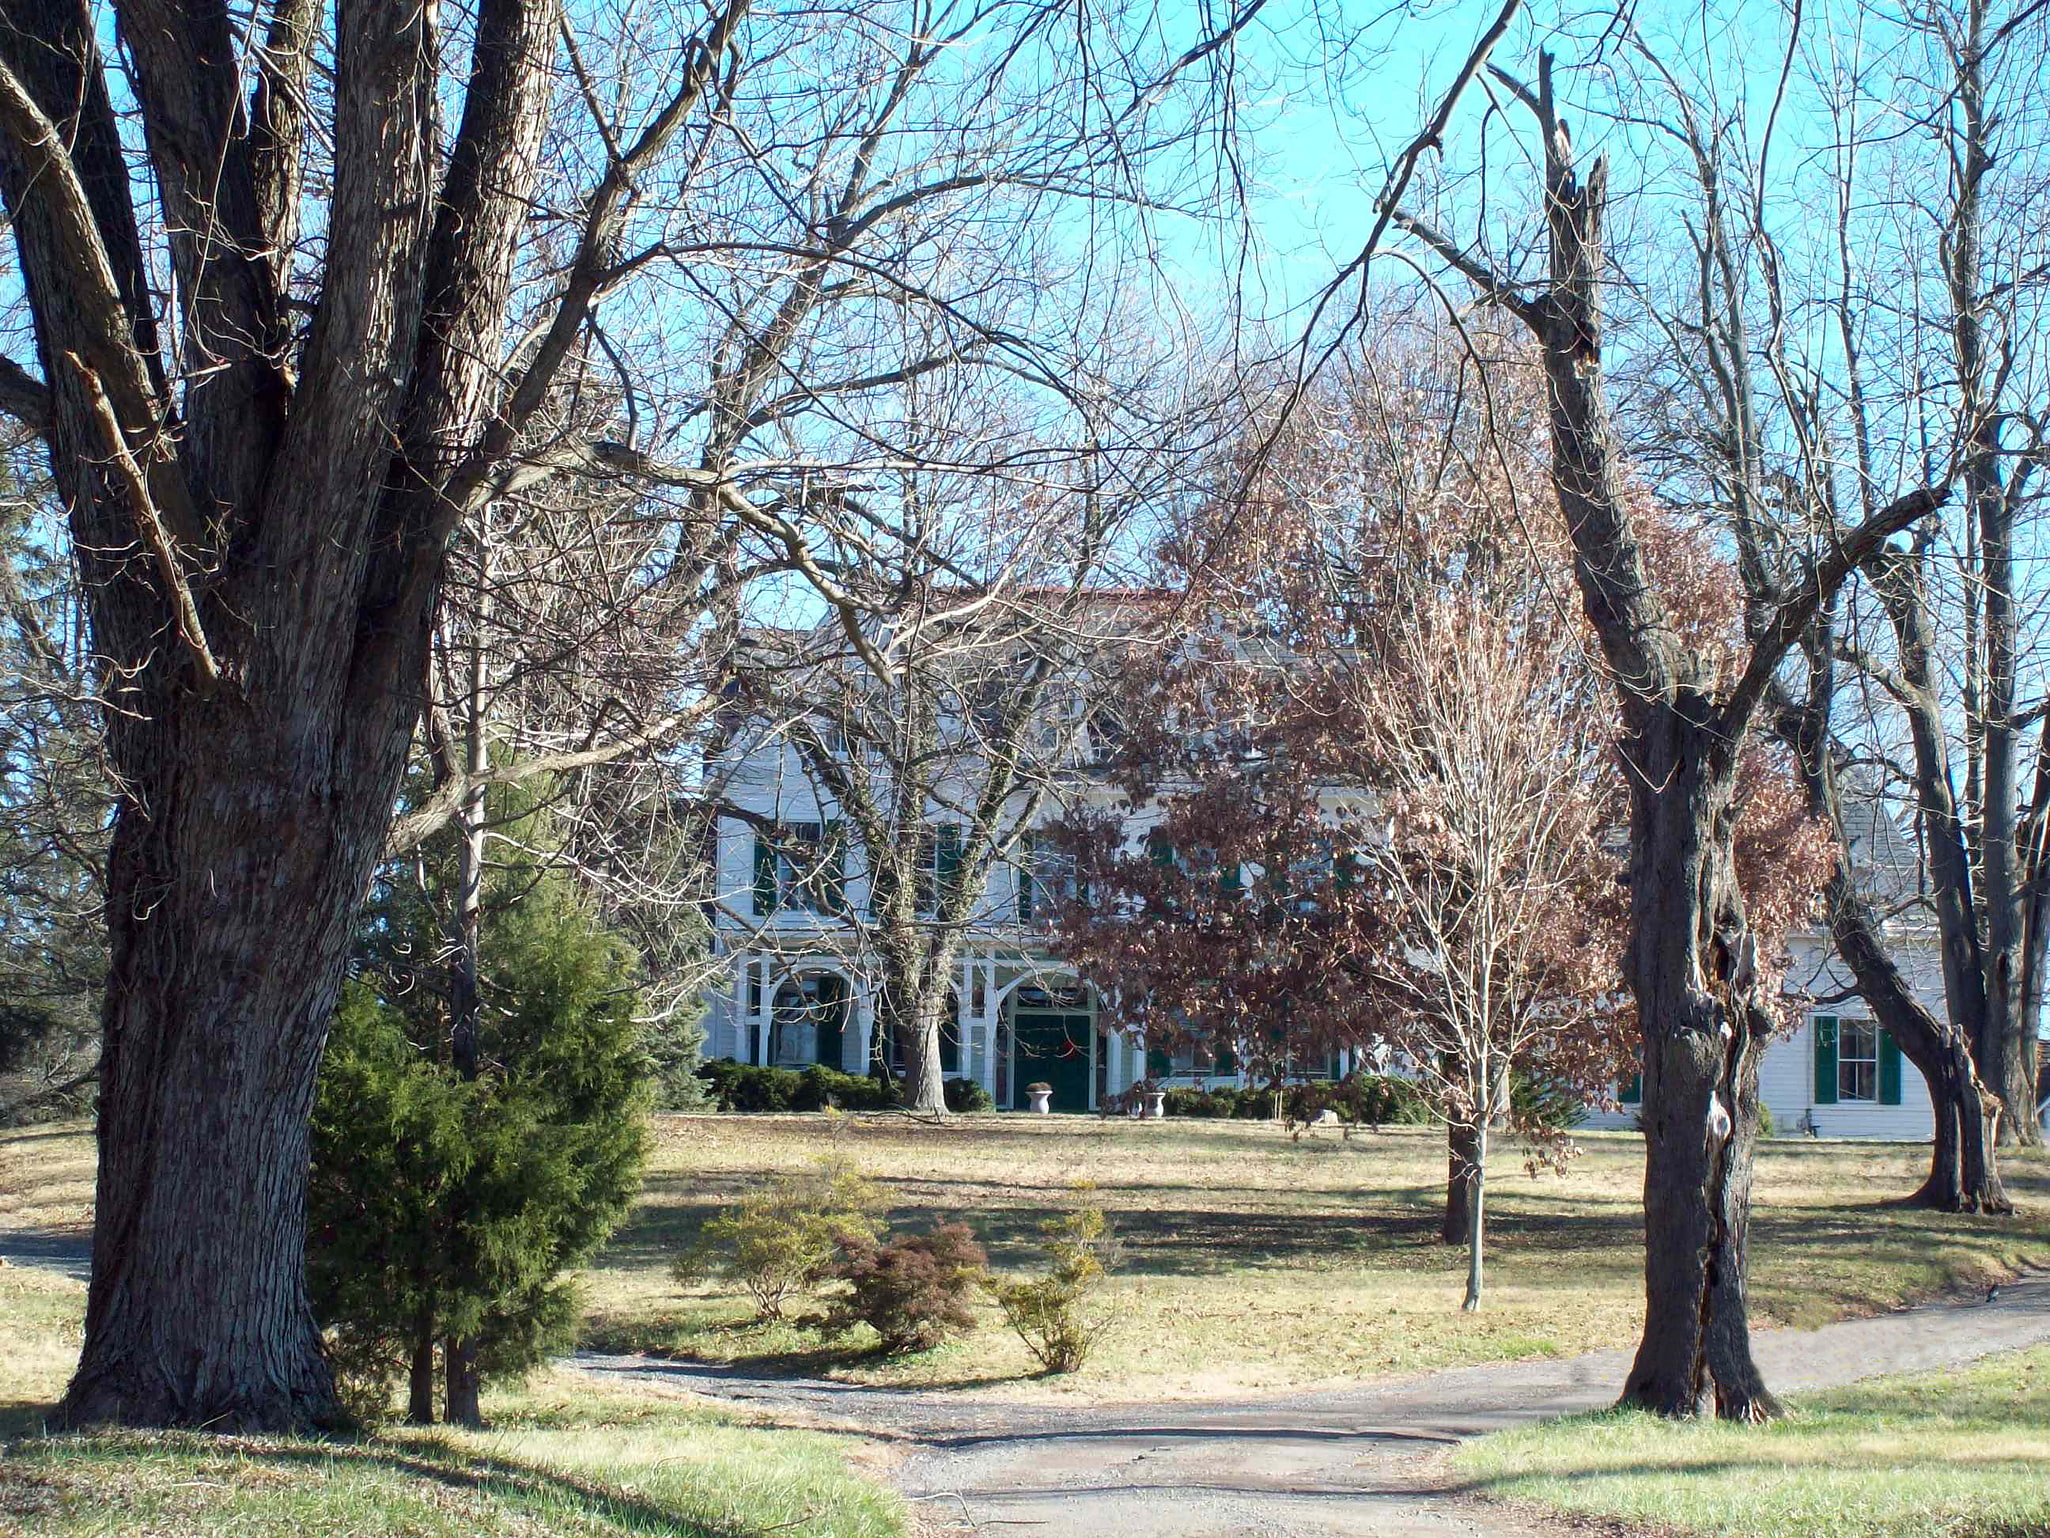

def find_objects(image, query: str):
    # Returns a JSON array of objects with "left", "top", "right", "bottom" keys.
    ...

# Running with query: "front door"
[{"left": 1010, "top": 1011, "right": 1094, "bottom": 1111}]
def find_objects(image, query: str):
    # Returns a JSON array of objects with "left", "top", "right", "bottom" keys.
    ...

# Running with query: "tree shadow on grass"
[{"left": 4, "top": 1426, "right": 766, "bottom": 1538}]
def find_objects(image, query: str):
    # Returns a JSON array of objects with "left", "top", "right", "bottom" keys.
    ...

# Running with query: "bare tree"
[
  {"left": 1343, "top": 581, "right": 1620, "bottom": 1313},
  {"left": 733, "top": 433, "right": 1176, "bottom": 1114},
  {"left": 1396, "top": 51, "right": 1944, "bottom": 1417},
  {"left": 0, "top": 0, "right": 1245, "bottom": 1428}
]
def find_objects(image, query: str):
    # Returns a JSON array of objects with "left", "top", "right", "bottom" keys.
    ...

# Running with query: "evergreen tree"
[
  {"left": 307, "top": 799, "right": 651, "bottom": 1423},
  {"left": 0, "top": 493, "right": 108, "bottom": 1126}
]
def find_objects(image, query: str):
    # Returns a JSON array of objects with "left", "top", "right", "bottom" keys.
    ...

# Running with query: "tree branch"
[
  {"left": 0, "top": 354, "right": 49, "bottom": 432},
  {"left": 67, "top": 352, "right": 220, "bottom": 693},
  {"left": 384, "top": 707, "right": 694, "bottom": 854},
  {"left": 1721, "top": 488, "right": 1949, "bottom": 731}
]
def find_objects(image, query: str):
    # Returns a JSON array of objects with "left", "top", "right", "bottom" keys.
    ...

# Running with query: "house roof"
[{"left": 1837, "top": 766, "right": 1921, "bottom": 912}]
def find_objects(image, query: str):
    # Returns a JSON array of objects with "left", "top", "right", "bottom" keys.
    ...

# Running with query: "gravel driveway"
[{"left": 580, "top": 1269, "right": 2050, "bottom": 1537}]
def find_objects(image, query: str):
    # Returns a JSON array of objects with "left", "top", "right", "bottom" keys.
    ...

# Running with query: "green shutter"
[
  {"left": 1148, "top": 832, "right": 1175, "bottom": 867},
  {"left": 1621, "top": 1073, "right": 1642, "bottom": 1105},
  {"left": 936, "top": 824, "right": 963, "bottom": 906},
  {"left": 815, "top": 974, "right": 846, "bottom": 1068},
  {"left": 1813, "top": 1016, "right": 1839, "bottom": 1105},
  {"left": 753, "top": 831, "right": 779, "bottom": 916},
  {"left": 1879, "top": 1028, "right": 1902, "bottom": 1106},
  {"left": 1215, "top": 1041, "right": 1238, "bottom": 1076},
  {"left": 1220, "top": 862, "right": 1243, "bottom": 897},
  {"left": 1017, "top": 834, "right": 1037, "bottom": 922},
  {"left": 1146, "top": 1042, "right": 1170, "bottom": 1077}
]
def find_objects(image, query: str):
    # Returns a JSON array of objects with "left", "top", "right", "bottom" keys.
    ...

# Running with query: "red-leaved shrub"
[{"left": 821, "top": 1222, "right": 987, "bottom": 1354}]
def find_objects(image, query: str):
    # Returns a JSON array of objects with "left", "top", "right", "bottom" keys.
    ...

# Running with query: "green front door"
[{"left": 1011, "top": 1012, "right": 1094, "bottom": 1111}]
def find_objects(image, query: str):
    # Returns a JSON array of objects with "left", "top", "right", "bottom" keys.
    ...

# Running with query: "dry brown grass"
[
  {"left": 0, "top": 1120, "right": 94, "bottom": 1236},
  {"left": 579, "top": 1114, "right": 2050, "bottom": 1403},
  {"left": 7, "top": 1113, "right": 2046, "bottom": 1407}
]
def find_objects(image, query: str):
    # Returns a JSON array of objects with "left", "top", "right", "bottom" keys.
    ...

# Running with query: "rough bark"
[
  {"left": 1611, "top": 707, "right": 1781, "bottom": 1421},
  {"left": 1522, "top": 96, "right": 1779, "bottom": 1419},
  {"left": 1442, "top": 1121, "right": 1478, "bottom": 1245},
  {"left": 876, "top": 958, "right": 953, "bottom": 1116},
  {"left": 1437, "top": 54, "right": 1935, "bottom": 1420},
  {"left": 897, "top": 994, "right": 952, "bottom": 1117},
  {"left": 0, "top": 0, "right": 572, "bottom": 1430}
]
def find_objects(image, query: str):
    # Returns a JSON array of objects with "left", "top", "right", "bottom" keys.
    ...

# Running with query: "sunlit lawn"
[
  {"left": 576, "top": 1113, "right": 2050, "bottom": 1402},
  {"left": 7, "top": 1113, "right": 2048, "bottom": 1408},
  {"left": 1452, "top": 1341, "right": 2050, "bottom": 1537},
  {"left": 0, "top": 1264, "right": 903, "bottom": 1538}
]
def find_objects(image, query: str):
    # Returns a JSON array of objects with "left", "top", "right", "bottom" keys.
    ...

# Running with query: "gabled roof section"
[{"left": 1837, "top": 765, "right": 1921, "bottom": 911}]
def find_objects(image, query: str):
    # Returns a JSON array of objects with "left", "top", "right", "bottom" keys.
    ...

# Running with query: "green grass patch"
[
  {"left": 1450, "top": 1344, "right": 2050, "bottom": 1537},
  {"left": 0, "top": 1268, "right": 903, "bottom": 1538}
]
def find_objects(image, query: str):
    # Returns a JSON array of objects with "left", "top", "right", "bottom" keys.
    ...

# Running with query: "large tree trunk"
[
  {"left": 61, "top": 703, "right": 420, "bottom": 1430},
  {"left": 1614, "top": 711, "right": 1782, "bottom": 1422},
  {"left": 0, "top": 0, "right": 580, "bottom": 1432}
]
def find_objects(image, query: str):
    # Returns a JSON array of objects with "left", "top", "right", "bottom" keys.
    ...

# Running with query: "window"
[
  {"left": 770, "top": 975, "right": 848, "bottom": 1068},
  {"left": 1837, "top": 1018, "right": 1879, "bottom": 1103},
  {"left": 1159, "top": 1031, "right": 1236, "bottom": 1078},
  {"left": 1812, "top": 1015, "right": 1901, "bottom": 1106},
  {"left": 915, "top": 824, "right": 963, "bottom": 916},
  {"left": 1016, "top": 833, "right": 1079, "bottom": 922},
  {"left": 752, "top": 822, "right": 845, "bottom": 915}
]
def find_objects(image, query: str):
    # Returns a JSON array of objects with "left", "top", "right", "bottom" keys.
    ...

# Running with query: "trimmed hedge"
[
  {"left": 695, "top": 1058, "right": 897, "bottom": 1112},
  {"left": 694, "top": 1059, "right": 997, "bottom": 1114},
  {"left": 944, "top": 1077, "right": 994, "bottom": 1113},
  {"left": 1157, "top": 1074, "right": 1432, "bottom": 1125}
]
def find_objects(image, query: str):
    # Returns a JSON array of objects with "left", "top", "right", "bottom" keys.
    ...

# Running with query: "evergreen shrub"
[
  {"left": 943, "top": 1077, "right": 994, "bottom": 1112},
  {"left": 307, "top": 858, "right": 650, "bottom": 1419},
  {"left": 695, "top": 1058, "right": 898, "bottom": 1112}
]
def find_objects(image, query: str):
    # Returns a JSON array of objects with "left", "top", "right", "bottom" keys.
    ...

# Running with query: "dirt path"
[
  {"left": 580, "top": 1269, "right": 2050, "bottom": 1537},
  {"left": 0, "top": 1229, "right": 89, "bottom": 1280}
]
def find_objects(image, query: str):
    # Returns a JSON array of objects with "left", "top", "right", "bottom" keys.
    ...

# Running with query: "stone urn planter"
[
  {"left": 1026, "top": 1082, "right": 1053, "bottom": 1114},
  {"left": 1142, "top": 1089, "right": 1166, "bottom": 1120}
]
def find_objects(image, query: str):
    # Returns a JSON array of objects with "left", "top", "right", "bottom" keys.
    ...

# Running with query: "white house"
[
  {"left": 1579, "top": 784, "right": 1939, "bottom": 1139},
  {"left": 699, "top": 618, "right": 1945, "bottom": 1136}
]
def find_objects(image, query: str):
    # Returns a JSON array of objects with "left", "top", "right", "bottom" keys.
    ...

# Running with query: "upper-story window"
[
  {"left": 753, "top": 822, "right": 845, "bottom": 915},
  {"left": 915, "top": 824, "right": 963, "bottom": 916},
  {"left": 1016, "top": 832, "right": 1079, "bottom": 922}
]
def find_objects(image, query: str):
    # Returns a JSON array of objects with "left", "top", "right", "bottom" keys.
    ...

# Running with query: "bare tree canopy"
[{"left": 0, "top": 0, "right": 1247, "bottom": 1430}]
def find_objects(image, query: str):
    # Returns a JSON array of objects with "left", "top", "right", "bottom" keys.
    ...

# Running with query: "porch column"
[
  {"left": 751, "top": 959, "right": 771, "bottom": 1065},
  {"left": 850, "top": 978, "right": 876, "bottom": 1075}
]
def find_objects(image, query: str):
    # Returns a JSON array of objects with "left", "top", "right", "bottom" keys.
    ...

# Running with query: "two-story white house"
[
  {"left": 698, "top": 608, "right": 1164, "bottom": 1112},
  {"left": 700, "top": 618, "right": 1948, "bottom": 1135}
]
